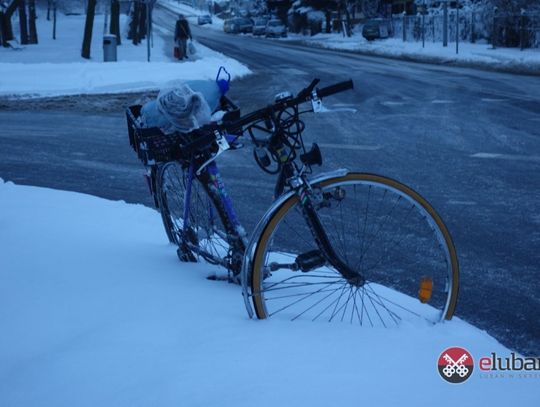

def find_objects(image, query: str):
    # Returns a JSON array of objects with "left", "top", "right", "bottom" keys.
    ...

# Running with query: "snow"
[
  {"left": 0, "top": 9, "right": 248, "bottom": 98},
  {"left": 1, "top": 178, "right": 539, "bottom": 406},
  {"left": 283, "top": 31, "right": 540, "bottom": 74}
]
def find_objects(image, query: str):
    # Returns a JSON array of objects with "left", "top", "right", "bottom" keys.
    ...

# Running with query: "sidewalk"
[{"left": 0, "top": 9, "right": 249, "bottom": 98}]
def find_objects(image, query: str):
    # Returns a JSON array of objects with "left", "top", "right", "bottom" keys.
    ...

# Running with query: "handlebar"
[
  {"left": 317, "top": 80, "right": 354, "bottom": 99},
  {"left": 219, "top": 78, "right": 354, "bottom": 135},
  {"left": 175, "top": 79, "right": 354, "bottom": 172}
]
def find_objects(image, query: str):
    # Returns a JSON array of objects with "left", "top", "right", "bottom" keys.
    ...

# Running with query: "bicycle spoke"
[
  {"left": 363, "top": 284, "right": 401, "bottom": 326},
  {"left": 268, "top": 280, "right": 345, "bottom": 317},
  {"left": 290, "top": 283, "right": 349, "bottom": 321},
  {"left": 260, "top": 275, "right": 345, "bottom": 293},
  {"left": 364, "top": 284, "right": 422, "bottom": 320},
  {"left": 356, "top": 193, "right": 402, "bottom": 270}
]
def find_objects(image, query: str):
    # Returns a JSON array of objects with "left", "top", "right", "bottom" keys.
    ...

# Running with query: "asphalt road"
[{"left": 1, "top": 10, "right": 539, "bottom": 355}]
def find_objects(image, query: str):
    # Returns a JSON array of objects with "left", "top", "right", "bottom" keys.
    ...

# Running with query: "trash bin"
[{"left": 103, "top": 34, "right": 117, "bottom": 62}]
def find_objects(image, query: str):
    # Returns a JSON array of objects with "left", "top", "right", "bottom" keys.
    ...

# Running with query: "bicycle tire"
[
  {"left": 248, "top": 172, "right": 459, "bottom": 326},
  {"left": 157, "top": 161, "right": 233, "bottom": 267}
]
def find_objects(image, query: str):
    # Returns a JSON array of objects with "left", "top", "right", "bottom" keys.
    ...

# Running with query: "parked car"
[
  {"left": 223, "top": 18, "right": 241, "bottom": 33},
  {"left": 197, "top": 14, "right": 213, "bottom": 25},
  {"left": 362, "top": 19, "right": 390, "bottom": 41},
  {"left": 223, "top": 17, "right": 253, "bottom": 34},
  {"left": 252, "top": 17, "right": 269, "bottom": 36},
  {"left": 236, "top": 17, "right": 254, "bottom": 33},
  {"left": 265, "top": 19, "right": 287, "bottom": 38}
]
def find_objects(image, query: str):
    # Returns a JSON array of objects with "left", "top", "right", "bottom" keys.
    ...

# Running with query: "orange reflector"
[{"left": 418, "top": 277, "right": 433, "bottom": 303}]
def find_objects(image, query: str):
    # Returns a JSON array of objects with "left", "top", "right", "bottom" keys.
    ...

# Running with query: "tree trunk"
[
  {"left": 137, "top": 3, "right": 147, "bottom": 41},
  {"left": 28, "top": 0, "right": 38, "bottom": 44},
  {"left": 325, "top": 11, "right": 331, "bottom": 33},
  {"left": 110, "top": 0, "right": 121, "bottom": 45},
  {"left": 1, "top": 13, "right": 14, "bottom": 46},
  {"left": 19, "top": 0, "right": 29, "bottom": 44},
  {"left": 0, "top": 12, "right": 7, "bottom": 47},
  {"left": 344, "top": 6, "right": 352, "bottom": 37},
  {"left": 81, "top": 0, "right": 97, "bottom": 59},
  {"left": 130, "top": 2, "right": 140, "bottom": 44}
]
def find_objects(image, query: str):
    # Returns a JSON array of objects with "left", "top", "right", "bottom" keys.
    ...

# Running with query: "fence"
[{"left": 387, "top": 10, "right": 540, "bottom": 50}]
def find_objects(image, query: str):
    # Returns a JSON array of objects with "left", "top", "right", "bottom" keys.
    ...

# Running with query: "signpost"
[
  {"left": 456, "top": 0, "right": 459, "bottom": 54},
  {"left": 145, "top": 0, "right": 157, "bottom": 62},
  {"left": 443, "top": 0, "right": 448, "bottom": 47}
]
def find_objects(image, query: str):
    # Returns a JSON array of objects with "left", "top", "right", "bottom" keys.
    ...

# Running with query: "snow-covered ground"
[
  {"left": 286, "top": 32, "right": 540, "bottom": 74},
  {"left": 0, "top": 9, "right": 249, "bottom": 98},
  {"left": 1, "top": 179, "right": 539, "bottom": 406}
]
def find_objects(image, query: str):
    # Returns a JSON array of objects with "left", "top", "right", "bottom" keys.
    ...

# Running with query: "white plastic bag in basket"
[{"left": 156, "top": 83, "right": 211, "bottom": 134}]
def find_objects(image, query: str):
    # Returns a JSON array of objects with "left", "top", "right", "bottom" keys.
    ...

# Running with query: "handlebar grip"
[{"left": 317, "top": 80, "right": 354, "bottom": 98}]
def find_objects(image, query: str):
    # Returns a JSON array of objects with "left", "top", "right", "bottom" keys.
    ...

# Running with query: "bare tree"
[
  {"left": 81, "top": 0, "right": 97, "bottom": 59},
  {"left": 110, "top": 0, "right": 121, "bottom": 45},
  {"left": 18, "top": 0, "right": 28, "bottom": 44}
]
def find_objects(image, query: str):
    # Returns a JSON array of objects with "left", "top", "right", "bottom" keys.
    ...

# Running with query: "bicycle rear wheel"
[
  {"left": 247, "top": 173, "right": 459, "bottom": 326},
  {"left": 157, "top": 161, "right": 231, "bottom": 266}
]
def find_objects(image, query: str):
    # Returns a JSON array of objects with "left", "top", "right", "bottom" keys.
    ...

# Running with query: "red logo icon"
[{"left": 438, "top": 347, "right": 474, "bottom": 383}]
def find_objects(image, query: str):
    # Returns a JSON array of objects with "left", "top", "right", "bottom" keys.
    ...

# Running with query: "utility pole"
[
  {"left": 471, "top": 7, "right": 476, "bottom": 43},
  {"left": 53, "top": 0, "right": 57, "bottom": 40},
  {"left": 146, "top": 1, "right": 151, "bottom": 61},
  {"left": 520, "top": 9, "right": 526, "bottom": 51}
]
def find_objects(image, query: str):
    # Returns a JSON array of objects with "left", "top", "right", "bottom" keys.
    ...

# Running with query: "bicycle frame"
[
  {"left": 182, "top": 132, "right": 244, "bottom": 236},
  {"left": 182, "top": 146, "right": 363, "bottom": 285}
]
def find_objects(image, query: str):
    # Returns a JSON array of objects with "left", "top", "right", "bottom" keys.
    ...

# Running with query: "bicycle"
[{"left": 126, "top": 78, "right": 459, "bottom": 327}]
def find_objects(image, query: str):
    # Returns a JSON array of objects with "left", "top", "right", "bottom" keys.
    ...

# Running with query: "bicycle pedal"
[
  {"left": 206, "top": 274, "right": 228, "bottom": 281},
  {"left": 295, "top": 250, "right": 326, "bottom": 272}
]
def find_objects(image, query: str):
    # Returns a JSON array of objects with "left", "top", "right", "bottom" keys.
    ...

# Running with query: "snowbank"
[
  {"left": 0, "top": 58, "right": 249, "bottom": 98},
  {"left": 0, "top": 179, "right": 538, "bottom": 406},
  {"left": 0, "top": 9, "right": 249, "bottom": 98},
  {"left": 284, "top": 33, "right": 540, "bottom": 75}
]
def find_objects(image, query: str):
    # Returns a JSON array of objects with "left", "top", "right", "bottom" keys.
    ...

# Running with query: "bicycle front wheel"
[{"left": 248, "top": 173, "right": 459, "bottom": 326}]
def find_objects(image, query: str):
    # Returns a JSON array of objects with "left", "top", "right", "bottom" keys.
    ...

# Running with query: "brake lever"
[
  {"left": 311, "top": 90, "right": 323, "bottom": 113},
  {"left": 298, "top": 78, "right": 320, "bottom": 100},
  {"left": 196, "top": 129, "right": 231, "bottom": 176}
]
